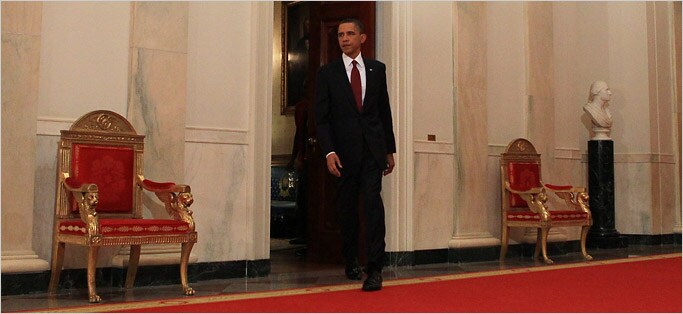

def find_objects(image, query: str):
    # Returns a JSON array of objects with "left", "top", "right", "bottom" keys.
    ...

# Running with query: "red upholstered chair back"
[
  {"left": 500, "top": 138, "right": 542, "bottom": 211},
  {"left": 70, "top": 144, "right": 135, "bottom": 213},
  {"left": 507, "top": 162, "right": 540, "bottom": 208},
  {"left": 57, "top": 110, "right": 145, "bottom": 219}
]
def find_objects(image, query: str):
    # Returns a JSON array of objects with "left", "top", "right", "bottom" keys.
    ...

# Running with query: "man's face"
[{"left": 337, "top": 22, "right": 366, "bottom": 58}]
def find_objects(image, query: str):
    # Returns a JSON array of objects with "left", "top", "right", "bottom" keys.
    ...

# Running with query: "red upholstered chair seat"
[
  {"left": 59, "top": 219, "right": 190, "bottom": 236},
  {"left": 506, "top": 210, "right": 590, "bottom": 222}
]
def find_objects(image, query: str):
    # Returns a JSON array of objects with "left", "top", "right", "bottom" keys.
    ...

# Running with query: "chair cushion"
[
  {"left": 506, "top": 210, "right": 589, "bottom": 221},
  {"left": 71, "top": 144, "right": 135, "bottom": 213},
  {"left": 507, "top": 162, "right": 541, "bottom": 208},
  {"left": 545, "top": 184, "right": 573, "bottom": 190},
  {"left": 271, "top": 167, "right": 297, "bottom": 202},
  {"left": 59, "top": 219, "right": 190, "bottom": 236}
]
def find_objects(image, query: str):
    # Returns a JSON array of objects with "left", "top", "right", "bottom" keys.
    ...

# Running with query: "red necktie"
[{"left": 351, "top": 60, "right": 362, "bottom": 112}]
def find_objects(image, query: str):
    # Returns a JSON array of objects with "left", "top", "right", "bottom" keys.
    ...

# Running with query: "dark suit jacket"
[{"left": 315, "top": 57, "right": 396, "bottom": 170}]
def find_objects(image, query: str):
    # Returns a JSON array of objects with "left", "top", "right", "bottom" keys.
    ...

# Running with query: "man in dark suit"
[{"left": 315, "top": 18, "right": 396, "bottom": 292}]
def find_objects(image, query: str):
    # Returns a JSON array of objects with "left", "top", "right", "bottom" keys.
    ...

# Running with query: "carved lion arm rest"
[
  {"left": 138, "top": 176, "right": 195, "bottom": 231},
  {"left": 505, "top": 182, "right": 549, "bottom": 218},
  {"left": 543, "top": 183, "right": 591, "bottom": 214},
  {"left": 62, "top": 175, "right": 100, "bottom": 236}
]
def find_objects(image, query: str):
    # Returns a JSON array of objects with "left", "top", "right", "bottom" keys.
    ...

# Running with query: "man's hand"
[
  {"left": 326, "top": 153, "right": 342, "bottom": 177},
  {"left": 384, "top": 154, "right": 395, "bottom": 176}
]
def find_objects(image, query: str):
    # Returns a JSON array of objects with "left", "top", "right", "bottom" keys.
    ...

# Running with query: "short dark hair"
[{"left": 339, "top": 18, "right": 365, "bottom": 34}]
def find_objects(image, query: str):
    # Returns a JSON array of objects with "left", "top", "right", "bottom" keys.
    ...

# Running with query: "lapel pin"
[{"left": 369, "top": 68, "right": 373, "bottom": 72}]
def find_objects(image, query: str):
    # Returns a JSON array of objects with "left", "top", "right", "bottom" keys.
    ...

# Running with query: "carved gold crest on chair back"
[
  {"left": 499, "top": 138, "right": 592, "bottom": 264},
  {"left": 48, "top": 110, "right": 197, "bottom": 303}
]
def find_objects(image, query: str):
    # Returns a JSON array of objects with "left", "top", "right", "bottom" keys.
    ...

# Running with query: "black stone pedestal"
[{"left": 587, "top": 140, "right": 628, "bottom": 249}]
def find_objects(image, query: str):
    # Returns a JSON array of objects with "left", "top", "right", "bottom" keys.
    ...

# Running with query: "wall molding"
[
  {"left": 36, "top": 116, "right": 74, "bottom": 136},
  {"left": 487, "top": 143, "right": 675, "bottom": 164},
  {"left": 36, "top": 117, "right": 678, "bottom": 166},
  {"left": 555, "top": 147, "right": 583, "bottom": 160},
  {"left": 414, "top": 140, "right": 454, "bottom": 155},
  {"left": 185, "top": 126, "right": 248, "bottom": 145},
  {"left": 581, "top": 153, "right": 676, "bottom": 164},
  {"left": 37, "top": 117, "right": 250, "bottom": 146}
]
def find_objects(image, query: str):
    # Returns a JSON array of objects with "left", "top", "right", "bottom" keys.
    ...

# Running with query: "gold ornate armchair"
[
  {"left": 48, "top": 110, "right": 197, "bottom": 303},
  {"left": 499, "top": 138, "right": 592, "bottom": 264}
]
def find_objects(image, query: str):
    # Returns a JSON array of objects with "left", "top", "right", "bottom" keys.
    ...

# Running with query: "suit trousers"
[{"left": 337, "top": 140, "right": 386, "bottom": 273}]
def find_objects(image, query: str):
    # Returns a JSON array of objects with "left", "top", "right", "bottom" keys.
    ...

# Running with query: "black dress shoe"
[
  {"left": 362, "top": 271, "right": 382, "bottom": 291},
  {"left": 345, "top": 264, "right": 363, "bottom": 280}
]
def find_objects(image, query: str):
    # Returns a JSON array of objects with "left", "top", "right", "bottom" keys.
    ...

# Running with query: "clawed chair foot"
[
  {"left": 183, "top": 287, "right": 195, "bottom": 296},
  {"left": 89, "top": 294, "right": 102, "bottom": 303}
]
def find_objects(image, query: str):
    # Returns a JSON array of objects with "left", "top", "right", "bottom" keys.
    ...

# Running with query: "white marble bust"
[{"left": 583, "top": 81, "right": 613, "bottom": 140}]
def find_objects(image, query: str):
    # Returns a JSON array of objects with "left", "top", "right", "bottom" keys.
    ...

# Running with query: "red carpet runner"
[{"left": 39, "top": 253, "right": 681, "bottom": 313}]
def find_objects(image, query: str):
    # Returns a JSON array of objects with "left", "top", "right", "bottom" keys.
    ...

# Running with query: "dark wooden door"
[{"left": 304, "top": 1, "right": 376, "bottom": 263}]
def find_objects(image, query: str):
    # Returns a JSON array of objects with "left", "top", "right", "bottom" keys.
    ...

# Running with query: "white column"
[
  {"left": 377, "top": 1, "right": 415, "bottom": 253},
  {"left": 450, "top": 2, "right": 499, "bottom": 249},
  {"left": 245, "top": 2, "right": 273, "bottom": 260},
  {"left": 1, "top": 2, "right": 50, "bottom": 273}
]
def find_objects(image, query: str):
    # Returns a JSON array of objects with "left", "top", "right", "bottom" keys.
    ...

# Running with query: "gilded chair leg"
[
  {"left": 180, "top": 242, "right": 195, "bottom": 296},
  {"left": 48, "top": 242, "right": 65, "bottom": 294},
  {"left": 540, "top": 228, "right": 553, "bottom": 265},
  {"left": 87, "top": 246, "right": 101, "bottom": 303},
  {"left": 125, "top": 245, "right": 141, "bottom": 289},
  {"left": 533, "top": 228, "right": 542, "bottom": 260},
  {"left": 499, "top": 226, "right": 509, "bottom": 261},
  {"left": 580, "top": 225, "right": 593, "bottom": 261}
]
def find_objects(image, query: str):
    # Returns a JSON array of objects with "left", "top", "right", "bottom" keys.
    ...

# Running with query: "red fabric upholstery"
[
  {"left": 58, "top": 219, "right": 190, "bottom": 236},
  {"left": 71, "top": 144, "right": 134, "bottom": 213},
  {"left": 545, "top": 184, "right": 573, "bottom": 190},
  {"left": 506, "top": 210, "right": 589, "bottom": 222},
  {"left": 507, "top": 162, "right": 541, "bottom": 208},
  {"left": 142, "top": 179, "right": 176, "bottom": 192}
]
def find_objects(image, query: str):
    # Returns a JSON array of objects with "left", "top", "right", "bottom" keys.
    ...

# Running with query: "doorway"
[{"left": 270, "top": 1, "right": 377, "bottom": 272}]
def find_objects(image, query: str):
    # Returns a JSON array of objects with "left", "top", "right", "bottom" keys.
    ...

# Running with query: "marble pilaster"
[
  {"left": 127, "top": 1, "right": 188, "bottom": 217},
  {"left": 121, "top": 2, "right": 191, "bottom": 265},
  {"left": 1, "top": 2, "right": 49, "bottom": 273},
  {"left": 674, "top": 2, "right": 682, "bottom": 234},
  {"left": 526, "top": 2, "right": 556, "bottom": 179},
  {"left": 450, "top": 2, "right": 499, "bottom": 249}
]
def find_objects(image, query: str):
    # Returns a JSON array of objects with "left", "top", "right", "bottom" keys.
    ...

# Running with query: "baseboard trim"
[
  {"left": 624, "top": 233, "right": 682, "bottom": 245},
  {"left": 1, "top": 259, "right": 270, "bottom": 296}
]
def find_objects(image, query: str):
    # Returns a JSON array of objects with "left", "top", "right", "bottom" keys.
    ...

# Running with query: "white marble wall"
[
  {"left": 31, "top": 2, "right": 133, "bottom": 269},
  {"left": 409, "top": 2, "right": 458, "bottom": 250},
  {"left": 37, "top": 2, "right": 130, "bottom": 117},
  {"left": 128, "top": 1, "right": 188, "bottom": 190},
  {"left": 413, "top": 151, "right": 454, "bottom": 249},
  {"left": 186, "top": 2, "right": 254, "bottom": 262}
]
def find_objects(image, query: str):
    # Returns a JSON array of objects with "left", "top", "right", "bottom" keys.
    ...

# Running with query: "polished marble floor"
[{"left": 1, "top": 242, "right": 680, "bottom": 312}]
